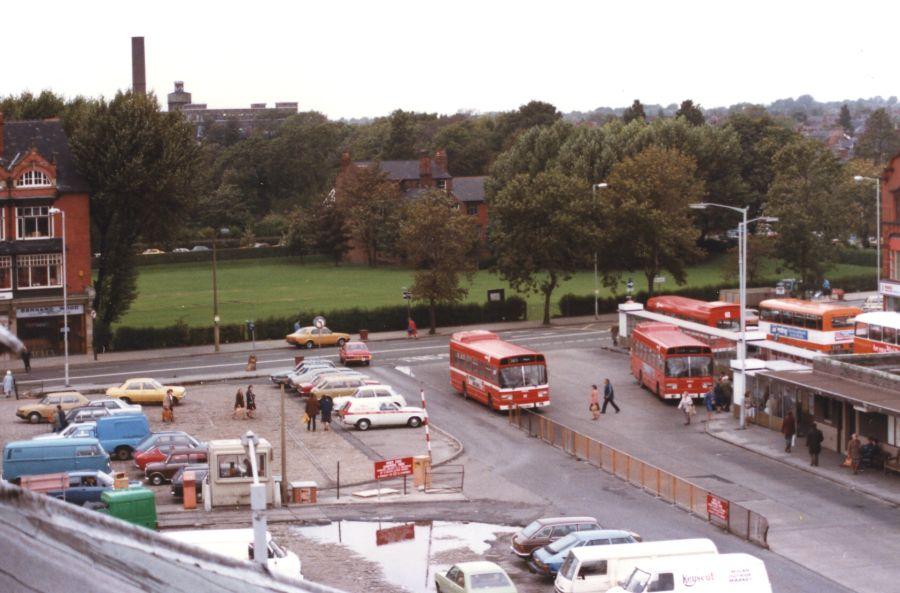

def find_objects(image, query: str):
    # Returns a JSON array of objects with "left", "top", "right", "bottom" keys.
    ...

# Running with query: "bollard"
[
  {"left": 202, "top": 479, "right": 212, "bottom": 512},
  {"left": 183, "top": 471, "right": 197, "bottom": 510},
  {"left": 412, "top": 454, "right": 432, "bottom": 489}
]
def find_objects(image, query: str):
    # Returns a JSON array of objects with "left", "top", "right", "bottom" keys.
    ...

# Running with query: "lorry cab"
[{"left": 609, "top": 552, "right": 771, "bottom": 593}]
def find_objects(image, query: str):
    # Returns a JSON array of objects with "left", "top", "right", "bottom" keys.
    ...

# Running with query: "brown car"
[
  {"left": 510, "top": 516, "right": 602, "bottom": 558},
  {"left": 144, "top": 449, "right": 208, "bottom": 486}
]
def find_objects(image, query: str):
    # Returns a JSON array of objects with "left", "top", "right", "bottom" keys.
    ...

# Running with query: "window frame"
[
  {"left": 15, "top": 253, "right": 62, "bottom": 290},
  {"left": 15, "top": 206, "right": 53, "bottom": 240},
  {"left": 16, "top": 170, "right": 52, "bottom": 188}
]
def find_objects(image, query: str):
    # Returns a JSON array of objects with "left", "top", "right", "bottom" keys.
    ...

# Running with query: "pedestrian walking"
[
  {"left": 245, "top": 385, "right": 257, "bottom": 419},
  {"left": 589, "top": 385, "right": 600, "bottom": 420},
  {"left": 610, "top": 325, "right": 619, "bottom": 347},
  {"left": 704, "top": 389, "right": 715, "bottom": 423},
  {"left": 305, "top": 395, "right": 320, "bottom": 432},
  {"left": 55, "top": 405, "right": 68, "bottom": 433},
  {"left": 677, "top": 393, "right": 695, "bottom": 425},
  {"left": 847, "top": 433, "right": 862, "bottom": 474},
  {"left": 233, "top": 388, "right": 246, "bottom": 420},
  {"left": 3, "top": 370, "right": 13, "bottom": 398},
  {"left": 602, "top": 378, "right": 620, "bottom": 414},
  {"left": 822, "top": 278, "right": 831, "bottom": 297},
  {"left": 806, "top": 423, "right": 823, "bottom": 467},
  {"left": 320, "top": 394, "right": 334, "bottom": 431},
  {"left": 162, "top": 389, "right": 175, "bottom": 423},
  {"left": 21, "top": 348, "right": 31, "bottom": 373},
  {"left": 743, "top": 393, "right": 755, "bottom": 427},
  {"left": 720, "top": 376, "right": 733, "bottom": 412},
  {"left": 712, "top": 380, "right": 724, "bottom": 412},
  {"left": 407, "top": 317, "right": 418, "bottom": 339},
  {"left": 782, "top": 410, "right": 796, "bottom": 452}
]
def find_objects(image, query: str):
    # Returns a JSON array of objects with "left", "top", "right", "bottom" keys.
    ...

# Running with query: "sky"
[{"left": 2, "top": 0, "right": 896, "bottom": 119}]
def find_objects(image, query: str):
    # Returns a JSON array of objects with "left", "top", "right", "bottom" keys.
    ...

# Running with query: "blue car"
[{"left": 528, "top": 529, "right": 640, "bottom": 577}]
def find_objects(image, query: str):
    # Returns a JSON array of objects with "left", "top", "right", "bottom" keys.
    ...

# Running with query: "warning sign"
[
  {"left": 374, "top": 457, "right": 414, "bottom": 480},
  {"left": 707, "top": 494, "right": 730, "bottom": 524},
  {"left": 376, "top": 523, "right": 415, "bottom": 546}
]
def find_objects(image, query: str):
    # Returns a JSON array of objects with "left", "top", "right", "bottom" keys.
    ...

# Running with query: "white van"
[
  {"left": 608, "top": 552, "right": 771, "bottom": 593},
  {"left": 554, "top": 538, "right": 717, "bottom": 593},
  {"left": 164, "top": 528, "right": 302, "bottom": 580}
]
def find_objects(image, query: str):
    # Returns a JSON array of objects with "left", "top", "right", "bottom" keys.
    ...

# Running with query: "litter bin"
[
  {"left": 294, "top": 355, "right": 305, "bottom": 366},
  {"left": 290, "top": 480, "right": 317, "bottom": 504},
  {"left": 359, "top": 329, "right": 369, "bottom": 341},
  {"left": 113, "top": 472, "right": 130, "bottom": 490}
]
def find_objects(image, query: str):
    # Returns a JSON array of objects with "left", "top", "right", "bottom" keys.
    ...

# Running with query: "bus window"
[
  {"left": 831, "top": 316, "right": 853, "bottom": 329},
  {"left": 855, "top": 323, "right": 869, "bottom": 338},
  {"left": 500, "top": 365, "right": 547, "bottom": 388},
  {"left": 666, "top": 356, "right": 712, "bottom": 378},
  {"left": 885, "top": 326, "right": 897, "bottom": 345},
  {"left": 870, "top": 325, "right": 883, "bottom": 341}
]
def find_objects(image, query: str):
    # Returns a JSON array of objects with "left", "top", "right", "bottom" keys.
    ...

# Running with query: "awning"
[{"left": 762, "top": 369, "right": 900, "bottom": 416}]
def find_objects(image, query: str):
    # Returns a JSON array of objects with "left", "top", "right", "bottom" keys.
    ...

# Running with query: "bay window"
[
  {"left": 16, "top": 206, "right": 52, "bottom": 239},
  {"left": 16, "top": 254, "right": 62, "bottom": 288}
]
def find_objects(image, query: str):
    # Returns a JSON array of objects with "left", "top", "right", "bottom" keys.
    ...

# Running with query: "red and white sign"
[
  {"left": 707, "top": 494, "right": 730, "bottom": 522},
  {"left": 375, "top": 523, "right": 415, "bottom": 546},
  {"left": 374, "top": 457, "right": 414, "bottom": 480}
]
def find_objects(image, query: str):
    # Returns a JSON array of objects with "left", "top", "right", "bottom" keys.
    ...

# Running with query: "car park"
[
  {"left": 331, "top": 384, "right": 407, "bottom": 411},
  {"left": 66, "top": 406, "right": 114, "bottom": 424},
  {"left": 145, "top": 448, "right": 209, "bottom": 485},
  {"left": 435, "top": 561, "right": 517, "bottom": 593},
  {"left": 170, "top": 464, "right": 210, "bottom": 500},
  {"left": 33, "top": 421, "right": 97, "bottom": 440},
  {"left": 106, "top": 378, "right": 186, "bottom": 405},
  {"left": 86, "top": 398, "right": 143, "bottom": 415},
  {"left": 339, "top": 340, "right": 372, "bottom": 366},
  {"left": 16, "top": 391, "right": 90, "bottom": 423},
  {"left": 340, "top": 400, "right": 426, "bottom": 431},
  {"left": 285, "top": 326, "right": 350, "bottom": 349},
  {"left": 2, "top": 438, "right": 111, "bottom": 484},
  {"left": 511, "top": 516, "right": 602, "bottom": 558},
  {"left": 529, "top": 529, "right": 640, "bottom": 577},
  {"left": 308, "top": 374, "right": 379, "bottom": 400},
  {"left": 269, "top": 358, "right": 335, "bottom": 385}
]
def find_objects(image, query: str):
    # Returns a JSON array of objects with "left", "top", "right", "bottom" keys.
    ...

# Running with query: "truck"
[{"left": 608, "top": 552, "right": 771, "bottom": 593}]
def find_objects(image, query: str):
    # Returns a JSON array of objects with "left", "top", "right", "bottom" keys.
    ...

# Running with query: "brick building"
[
  {"left": 880, "top": 152, "right": 900, "bottom": 311},
  {"left": 0, "top": 114, "right": 93, "bottom": 357}
]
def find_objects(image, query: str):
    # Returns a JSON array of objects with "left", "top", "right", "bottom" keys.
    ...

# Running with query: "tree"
[
  {"left": 337, "top": 164, "right": 403, "bottom": 266},
  {"left": 838, "top": 104, "right": 854, "bottom": 135},
  {"left": 722, "top": 235, "right": 775, "bottom": 286},
  {"left": 675, "top": 100, "right": 705, "bottom": 126},
  {"left": 597, "top": 146, "right": 704, "bottom": 296},
  {"left": 431, "top": 118, "right": 493, "bottom": 176},
  {"left": 492, "top": 100, "right": 562, "bottom": 151},
  {"left": 622, "top": 100, "right": 646, "bottom": 124},
  {"left": 383, "top": 109, "right": 417, "bottom": 159},
  {"left": 69, "top": 91, "right": 199, "bottom": 348},
  {"left": 765, "top": 138, "right": 845, "bottom": 286},
  {"left": 400, "top": 191, "right": 479, "bottom": 333},
  {"left": 284, "top": 198, "right": 350, "bottom": 264},
  {"left": 855, "top": 108, "right": 900, "bottom": 166},
  {"left": 840, "top": 159, "right": 881, "bottom": 248},
  {"left": 0, "top": 90, "right": 68, "bottom": 121},
  {"left": 489, "top": 170, "right": 597, "bottom": 325}
]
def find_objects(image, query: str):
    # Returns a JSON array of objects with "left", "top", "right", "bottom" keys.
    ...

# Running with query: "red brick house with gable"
[
  {"left": 880, "top": 152, "right": 900, "bottom": 311},
  {"left": 0, "top": 114, "right": 93, "bottom": 357}
]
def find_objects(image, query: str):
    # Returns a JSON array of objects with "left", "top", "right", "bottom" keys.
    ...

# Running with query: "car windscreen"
[
  {"left": 546, "top": 533, "right": 579, "bottom": 554},
  {"left": 469, "top": 572, "right": 512, "bottom": 589}
]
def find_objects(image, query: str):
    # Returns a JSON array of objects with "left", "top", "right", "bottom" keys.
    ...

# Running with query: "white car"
[
  {"left": 86, "top": 398, "right": 143, "bottom": 415},
  {"left": 33, "top": 421, "right": 97, "bottom": 440},
  {"left": 270, "top": 359, "right": 335, "bottom": 385},
  {"left": 340, "top": 400, "right": 427, "bottom": 431},
  {"left": 332, "top": 385, "right": 407, "bottom": 411}
]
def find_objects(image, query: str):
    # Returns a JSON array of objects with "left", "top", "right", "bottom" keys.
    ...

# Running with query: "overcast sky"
[{"left": 3, "top": 1, "right": 895, "bottom": 119}]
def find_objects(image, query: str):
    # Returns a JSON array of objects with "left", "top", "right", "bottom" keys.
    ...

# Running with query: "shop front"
[{"left": 12, "top": 302, "right": 89, "bottom": 357}]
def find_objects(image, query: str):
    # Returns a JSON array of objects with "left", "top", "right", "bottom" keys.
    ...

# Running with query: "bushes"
[
  {"left": 835, "top": 248, "right": 876, "bottom": 268},
  {"left": 110, "top": 296, "right": 528, "bottom": 352}
]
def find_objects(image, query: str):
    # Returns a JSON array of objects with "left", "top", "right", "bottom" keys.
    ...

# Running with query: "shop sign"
[
  {"left": 374, "top": 457, "right": 414, "bottom": 480},
  {"left": 17, "top": 305, "right": 84, "bottom": 319},
  {"left": 879, "top": 281, "right": 900, "bottom": 296},
  {"left": 0, "top": 293, "right": 12, "bottom": 301}
]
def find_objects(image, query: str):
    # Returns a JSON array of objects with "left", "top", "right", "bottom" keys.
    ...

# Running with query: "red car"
[
  {"left": 133, "top": 436, "right": 203, "bottom": 470},
  {"left": 340, "top": 341, "right": 372, "bottom": 366}
]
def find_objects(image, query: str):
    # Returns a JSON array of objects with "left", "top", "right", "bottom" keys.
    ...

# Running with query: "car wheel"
[
  {"left": 356, "top": 419, "right": 371, "bottom": 431},
  {"left": 407, "top": 417, "right": 422, "bottom": 428},
  {"left": 28, "top": 412, "right": 43, "bottom": 424},
  {"left": 305, "top": 341, "right": 315, "bottom": 349},
  {"left": 120, "top": 397, "right": 132, "bottom": 405},
  {"left": 337, "top": 338, "right": 346, "bottom": 347},
  {"left": 115, "top": 446, "right": 132, "bottom": 461},
  {"left": 149, "top": 473, "right": 165, "bottom": 486}
]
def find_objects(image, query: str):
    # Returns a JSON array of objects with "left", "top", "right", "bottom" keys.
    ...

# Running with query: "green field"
[{"left": 119, "top": 256, "right": 873, "bottom": 328}]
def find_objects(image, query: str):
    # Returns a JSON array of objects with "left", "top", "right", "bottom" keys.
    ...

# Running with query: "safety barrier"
[{"left": 509, "top": 408, "right": 768, "bottom": 548}]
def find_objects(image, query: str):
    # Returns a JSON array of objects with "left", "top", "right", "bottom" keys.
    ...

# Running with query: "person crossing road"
[{"left": 602, "top": 378, "right": 620, "bottom": 414}]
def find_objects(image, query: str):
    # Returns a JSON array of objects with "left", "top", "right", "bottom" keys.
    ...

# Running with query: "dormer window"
[{"left": 17, "top": 170, "right": 52, "bottom": 188}]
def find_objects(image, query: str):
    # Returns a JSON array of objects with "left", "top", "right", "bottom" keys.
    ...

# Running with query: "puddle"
[{"left": 294, "top": 520, "right": 517, "bottom": 593}]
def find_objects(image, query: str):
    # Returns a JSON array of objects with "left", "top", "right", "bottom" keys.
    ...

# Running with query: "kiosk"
[{"left": 208, "top": 438, "right": 275, "bottom": 507}]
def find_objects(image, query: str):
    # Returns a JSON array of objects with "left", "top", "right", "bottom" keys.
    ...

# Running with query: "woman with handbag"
[
  {"left": 589, "top": 385, "right": 600, "bottom": 420},
  {"left": 232, "top": 388, "right": 246, "bottom": 420}
]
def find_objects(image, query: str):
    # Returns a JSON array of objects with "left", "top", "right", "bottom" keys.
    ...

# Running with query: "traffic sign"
[
  {"left": 374, "top": 457, "right": 414, "bottom": 480},
  {"left": 402, "top": 290, "right": 412, "bottom": 300},
  {"left": 707, "top": 493, "right": 729, "bottom": 525},
  {"left": 313, "top": 315, "right": 326, "bottom": 329}
]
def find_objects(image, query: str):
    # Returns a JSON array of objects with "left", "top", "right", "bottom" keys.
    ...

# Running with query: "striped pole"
[{"left": 421, "top": 388, "right": 432, "bottom": 460}]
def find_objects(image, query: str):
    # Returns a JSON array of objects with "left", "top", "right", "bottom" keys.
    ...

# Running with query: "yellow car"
[
  {"left": 16, "top": 391, "right": 89, "bottom": 424},
  {"left": 105, "top": 378, "right": 186, "bottom": 405},
  {"left": 285, "top": 326, "right": 350, "bottom": 349}
]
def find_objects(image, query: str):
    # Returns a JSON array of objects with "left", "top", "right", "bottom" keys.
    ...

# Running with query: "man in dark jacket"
[
  {"left": 602, "top": 378, "right": 620, "bottom": 414},
  {"left": 305, "top": 395, "right": 320, "bottom": 432},
  {"left": 319, "top": 395, "right": 334, "bottom": 432},
  {"left": 55, "top": 405, "right": 68, "bottom": 433},
  {"left": 782, "top": 410, "right": 796, "bottom": 452},
  {"left": 806, "top": 423, "right": 823, "bottom": 466}
]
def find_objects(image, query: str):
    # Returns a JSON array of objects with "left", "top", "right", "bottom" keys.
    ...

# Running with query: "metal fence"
[
  {"left": 508, "top": 409, "right": 768, "bottom": 548},
  {"left": 425, "top": 464, "right": 465, "bottom": 494}
]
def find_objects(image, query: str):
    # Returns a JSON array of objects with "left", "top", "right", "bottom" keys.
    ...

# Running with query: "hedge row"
[
  {"left": 835, "top": 248, "right": 877, "bottom": 267},
  {"left": 109, "top": 296, "right": 528, "bottom": 351}
]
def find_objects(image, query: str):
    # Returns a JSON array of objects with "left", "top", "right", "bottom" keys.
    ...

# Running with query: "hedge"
[
  {"left": 110, "top": 296, "right": 528, "bottom": 351},
  {"left": 835, "top": 248, "right": 876, "bottom": 267}
]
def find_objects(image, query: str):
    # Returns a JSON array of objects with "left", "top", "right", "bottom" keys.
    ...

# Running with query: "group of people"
[
  {"left": 588, "top": 379, "right": 620, "bottom": 420},
  {"left": 232, "top": 385, "right": 258, "bottom": 419},
  {"left": 304, "top": 393, "right": 334, "bottom": 431}
]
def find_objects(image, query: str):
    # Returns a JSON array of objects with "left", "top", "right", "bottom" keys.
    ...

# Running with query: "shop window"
[
  {"left": 16, "top": 254, "right": 62, "bottom": 289},
  {"left": 16, "top": 206, "right": 52, "bottom": 239},
  {"left": 217, "top": 453, "right": 266, "bottom": 480},
  {"left": 16, "top": 170, "right": 52, "bottom": 188},
  {"left": 0, "top": 257, "right": 11, "bottom": 291}
]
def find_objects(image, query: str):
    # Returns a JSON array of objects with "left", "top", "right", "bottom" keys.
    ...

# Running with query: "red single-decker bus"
[
  {"left": 630, "top": 322, "right": 714, "bottom": 400},
  {"left": 449, "top": 330, "right": 549, "bottom": 411}
]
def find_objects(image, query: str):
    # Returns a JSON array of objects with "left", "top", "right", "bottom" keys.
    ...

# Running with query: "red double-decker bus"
[
  {"left": 449, "top": 330, "right": 550, "bottom": 411},
  {"left": 630, "top": 322, "right": 714, "bottom": 400}
]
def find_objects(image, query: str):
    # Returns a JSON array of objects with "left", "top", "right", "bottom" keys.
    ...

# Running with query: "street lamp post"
[
  {"left": 591, "top": 183, "right": 609, "bottom": 319},
  {"left": 854, "top": 175, "right": 882, "bottom": 290},
  {"left": 48, "top": 207, "right": 69, "bottom": 386},
  {"left": 212, "top": 228, "right": 229, "bottom": 352}
]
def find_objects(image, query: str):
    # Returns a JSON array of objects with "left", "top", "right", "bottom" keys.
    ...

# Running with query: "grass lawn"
[{"left": 118, "top": 256, "right": 873, "bottom": 328}]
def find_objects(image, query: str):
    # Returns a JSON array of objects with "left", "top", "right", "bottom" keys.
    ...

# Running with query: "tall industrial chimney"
[{"left": 131, "top": 37, "right": 146, "bottom": 96}]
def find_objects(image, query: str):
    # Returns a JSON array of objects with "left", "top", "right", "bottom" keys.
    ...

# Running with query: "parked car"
[
  {"left": 340, "top": 341, "right": 372, "bottom": 366},
  {"left": 287, "top": 366, "right": 359, "bottom": 391},
  {"left": 172, "top": 247, "right": 189, "bottom": 253},
  {"left": 340, "top": 400, "right": 426, "bottom": 431},
  {"left": 164, "top": 528, "right": 302, "bottom": 580},
  {"left": 45, "top": 470, "right": 140, "bottom": 506},
  {"left": 135, "top": 436, "right": 205, "bottom": 470},
  {"left": 17, "top": 391, "right": 90, "bottom": 424},
  {"left": 191, "top": 245, "right": 210, "bottom": 252},
  {"left": 285, "top": 326, "right": 350, "bottom": 349},
  {"left": 141, "top": 248, "right": 165, "bottom": 255},
  {"left": 170, "top": 464, "right": 210, "bottom": 500},
  {"left": 862, "top": 294, "right": 883, "bottom": 312},
  {"left": 269, "top": 358, "right": 335, "bottom": 385},
  {"left": 2, "top": 438, "right": 111, "bottom": 484},
  {"left": 134, "top": 431, "right": 197, "bottom": 454},
  {"left": 66, "top": 406, "right": 114, "bottom": 424},
  {"left": 435, "top": 561, "right": 517, "bottom": 593},
  {"left": 332, "top": 384, "right": 406, "bottom": 411},
  {"left": 608, "top": 552, "right": 770, "bottom": 593},
  {"left": 106, "top": 378, "right": 186, "bottom": 405},
  {"left": 252, "top": 242, "right": 271, "bottom": 248},
  {"left": 145, "top": 449, "right": 209, "bottom": 485},
  {"left": 33, "top": 421, "right": 97, "bottom": 441},
  {"left": 511, "top": 516, "right": 602, "bottom": 558},
  {"left": 86, "top": 398, "right": 143, "bottom": 415},
  {"left": 308, "top": 374, "right": 379, "bottom": 400},
  {"left": 529, "top": 529, "right": 640, "bottom": 577},
  {"left": 294, "top": 370, "right": 367, "bottom": 395}
]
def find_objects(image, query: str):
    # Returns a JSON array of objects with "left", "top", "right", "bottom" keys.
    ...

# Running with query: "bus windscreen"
[
  {"left": 665, "top": 356, "right": 712, "bottom": 378},
  {"left": 499, "top": 364, "right": 547, "bottom": 388}
]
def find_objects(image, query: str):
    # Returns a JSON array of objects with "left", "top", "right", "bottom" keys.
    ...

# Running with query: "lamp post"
[
  {"left": 690, "top": 202, "right": 778, "bottom": 429},
  {"left": 591, "top": 183, "right": 609, "bottom": 319},
  {"left": 212, "top": 228, "right": 229, "bottom": 352},
  {"left": 48, "top": 207, "right": 69, "bottom": 387},
  {"left": 854, "top": 175, "right": 881, "bottom": 290}
]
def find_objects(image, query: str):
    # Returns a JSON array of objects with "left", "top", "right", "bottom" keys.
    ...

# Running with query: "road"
[{"left": 20, "top": 325, "right": 894, "bottom": 592}]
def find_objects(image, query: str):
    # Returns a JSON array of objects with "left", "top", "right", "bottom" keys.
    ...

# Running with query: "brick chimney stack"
[
  {"left": 419, "top": 153, "right": 432, "bottom": 181},
  {"left": 434, "top": 149, "right": 448, "bottom": 174},
  {"left": 131, "top": 37, "right": 146, "bottom": 96}
]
